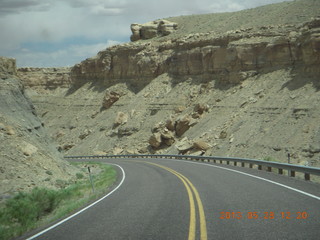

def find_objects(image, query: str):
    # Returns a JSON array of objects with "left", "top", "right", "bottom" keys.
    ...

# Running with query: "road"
[{"left": 24, "top": 158, "right": 320, "bottom": 240}]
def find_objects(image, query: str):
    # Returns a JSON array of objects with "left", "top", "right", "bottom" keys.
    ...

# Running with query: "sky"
[{"left": 0, "top": 0, "right": 291, "bottom": 67}]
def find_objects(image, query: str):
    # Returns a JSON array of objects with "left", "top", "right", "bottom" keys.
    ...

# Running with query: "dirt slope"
[{"left": 0, "top": 58, "right": 77, "bottom": 200}]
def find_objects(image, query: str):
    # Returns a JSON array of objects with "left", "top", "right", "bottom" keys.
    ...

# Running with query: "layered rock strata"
[
  {"left": 71, "top": 18, "right": 320, "bottom": 88},
  {"left": 18, "top": 67, "right": 72, "bottom": 90}
]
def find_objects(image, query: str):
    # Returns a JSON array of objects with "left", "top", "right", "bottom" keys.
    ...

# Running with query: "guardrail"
[{"left": 65, "top": 154, "right": 320, "bottom": 181}]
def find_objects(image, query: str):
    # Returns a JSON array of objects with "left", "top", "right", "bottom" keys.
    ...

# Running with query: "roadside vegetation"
[{"left": 0, "top": 162, "right": 117, "bottom": 240}]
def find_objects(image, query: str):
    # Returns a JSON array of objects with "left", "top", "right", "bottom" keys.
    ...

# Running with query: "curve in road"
[{"left": 23, "top": 158, "right": 320, "bottom": 240}]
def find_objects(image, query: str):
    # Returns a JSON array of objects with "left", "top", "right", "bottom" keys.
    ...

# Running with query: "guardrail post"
[
  {"left": 241, "top": 162, "right": 245, "bottom": 167},
  {"left": 249, "top": 163, "right": 253, "bottom": 168},
  {"left": 278, "top": 169, "right": 283, "bottom": 175},
  {"left": 234, "top": 162, "right": 237, "bottom": 166},
  {"left": 290, "top": 170, "right": 295, "bottom": 177},
  {"left": 258, "top": 165, "right": 262, "bottom": 170},
  {"left": 267, "top": 166, "right": 272, "bottom": 172},
  {"left": 304, "top": 173, "right": 310, "bottom": 181},
  {"left": 226, "top": 161, "right": 229, "bottom": 165},
  {"left": 220, "top": 160, "right": 223, "bottom": 164}
]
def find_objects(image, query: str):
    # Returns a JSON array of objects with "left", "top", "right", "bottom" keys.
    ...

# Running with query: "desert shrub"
[{"left": 76, "top": 172, "right": 84, "bottom": 179}]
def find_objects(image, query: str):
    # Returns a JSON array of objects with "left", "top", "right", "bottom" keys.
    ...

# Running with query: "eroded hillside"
[
  {"left": 18, "top": 0, "right": 320, "bottom": 167},
  {"left": 0, "top": 57, "right": 77, "bottom": 199}
]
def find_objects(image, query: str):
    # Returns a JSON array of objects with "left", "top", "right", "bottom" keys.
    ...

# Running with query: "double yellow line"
[{"left": 142, "top": 161, "right": 207, "bottom": 240}]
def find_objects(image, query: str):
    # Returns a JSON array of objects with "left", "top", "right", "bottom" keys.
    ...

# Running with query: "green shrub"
[
  {"left": 76, "top": 172, "right": 84, "bottom": 179},
  {"left": 0, "top": 163, "right": 117, "bottom": 240},
  {"left": 55, "top": 179, "right": 68, "bottom": 188}
]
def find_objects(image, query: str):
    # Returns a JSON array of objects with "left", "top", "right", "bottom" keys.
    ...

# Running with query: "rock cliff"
[
  {"left": 71, "top": 18, "right": 320, "bottom": 88},
  {"left": 17, "top": 67, "right": 72, "bottom": 91},
  {"left": 130, "top": 19, "right": 178, "bottom": 41}
]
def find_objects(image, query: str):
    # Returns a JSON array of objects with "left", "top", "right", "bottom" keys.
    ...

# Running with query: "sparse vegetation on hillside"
[
  {"left": 166, "top": 0, "right": 320, "bottom": 37},
  {"left": 0, "top": 163, "right": 116, "bottom": 240}
]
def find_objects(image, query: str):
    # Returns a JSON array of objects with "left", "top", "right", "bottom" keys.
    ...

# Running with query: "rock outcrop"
[
  {"left": 102, "top": 91, "right": 120, "bottom": 109},
  {"left": 114, "top": 112, "right": 128, "bottom": 127},
  {"left": 71, "top": 18, "right": 320, "bottom": 89},
  {"left": 0, "top": 57, "right": 16, "bottom": 79},
  {"left": 131, "top": 20, "right": 178, "bottom": 41},
  {"left": 18, "top": 67, "right": 72, "bottom": 90}
]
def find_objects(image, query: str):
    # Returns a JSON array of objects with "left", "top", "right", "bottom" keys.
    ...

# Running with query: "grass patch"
[{"left": 0, "top": 162, "right": 116, "bottom": 240}]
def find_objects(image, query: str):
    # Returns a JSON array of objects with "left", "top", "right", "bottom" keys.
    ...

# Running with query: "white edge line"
[
  {"left": 159, "top": 158, "right": 320, "bottom": 201},
  {"left": 27, "top": 163, "right": 126, "bottom": 240}
]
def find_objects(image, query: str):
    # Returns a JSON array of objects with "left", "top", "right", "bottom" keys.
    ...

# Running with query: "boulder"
[
  {"left": 102, "top": 91, "right": 120, "bottom": 109},
  {"left": 194, "top": 103, "right": 209, "bottom": 115},
  {"left": 149, "top": 132, "right": 162, "bottom": 148},
  {"left": 175, "top": 115, "right": 191, "bottom": 137},
  {"left": 164, "top": 138, "right": 175, "bottom": 146},
  {"left": 113, "top": 147, "right": 124, "bottom": 155},
  {"left": 161, "top": 128, "right": 175, "bottom": 140},
  {"left": 114, "top": 112, "right": 128, "bottom": 127},
  {"left": 61, "top": 144, "right": 74, "bottom": 151},
  {"left": 118, "top": 125, "right": 140, "bottom": 136},
  {"left": 21, "top": 143, "right": 38, "bottom": 156},
  {"left": 161, "top": 129, "right": 175, "bottom": 146},
  {"left": 188, "top": 150, "right": 205, "bottom": 156},
  {"left": 165, "top": 117, "right": 176, "bottom": 131},
  {"left": 219, "top": 130, "right": 228, "bottom": 139},
  {"left": 5, "top": 125, "right": 15, "bottom": 135},
  {"left": 152, "top": 121, "right": 165, "bottom": 133},
  {"left": 79, "top": 129, "right": 91, "bottom": 140},
  {"left": 193, "top": 140, "right": 211, "bottom": 151},
  {"left": 175, "top": 137, "right": 193, "bottom": 152},
  {"left": 130, "top": 20, "right": 178, "bottom": 41},
  {"left": 130, "top": 23, "right": 141, "bottom": 42}
]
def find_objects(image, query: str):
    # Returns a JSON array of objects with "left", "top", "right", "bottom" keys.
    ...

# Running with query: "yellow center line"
[{"left": 136, "top": 161, "right": 207, "bottom": 240}]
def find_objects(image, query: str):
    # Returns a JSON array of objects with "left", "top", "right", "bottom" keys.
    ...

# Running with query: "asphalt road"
[{"left": 24, "top": 158, "right": 320, "bottom": 240}]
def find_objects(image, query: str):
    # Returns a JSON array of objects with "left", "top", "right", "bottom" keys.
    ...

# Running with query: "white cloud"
[
  {"left": 14, "top": 41, "right": 120, "bottom": 67},
  {"left": 69, "top": 41, "right": 120, "bottom": 58},
  {"left": 90, "top": 6, "right": 125, "bottom": 16},
  {"left": 0, "top": 0, "right": 53, "bottom": 15},
  {"left": 0, "top": 0, "right": 294, "bottom": 67}
]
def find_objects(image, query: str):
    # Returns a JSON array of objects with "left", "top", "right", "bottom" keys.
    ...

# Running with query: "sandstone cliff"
[
  {"left": 71, "top": 18, "right": 320, "bottom": 88},
  {"left": 17, "top": 67, "right": 72, "bottom": 91}
]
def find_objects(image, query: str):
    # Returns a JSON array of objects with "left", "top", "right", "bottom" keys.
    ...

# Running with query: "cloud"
[
  {"left": 0, "top": 0, "right": 294, "bottom": 67},
  {"left": 14, "top": 40, "right": 120, "bottom": 67},
  {"left": 90, "top": 7, "right": 125, "bottom": 16},
  {"left": 0, "top": 0, "right": 53, "bottom": 15}
]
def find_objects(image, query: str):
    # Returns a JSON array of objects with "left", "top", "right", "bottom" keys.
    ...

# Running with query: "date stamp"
[{"left": 219, "top": 211, "right": 308, "bottom": 220}]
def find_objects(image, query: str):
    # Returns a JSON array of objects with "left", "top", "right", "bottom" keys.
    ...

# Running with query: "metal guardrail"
[{"left": 65, "top": 154, "right": 320, "bottom": 181}]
